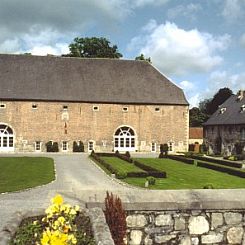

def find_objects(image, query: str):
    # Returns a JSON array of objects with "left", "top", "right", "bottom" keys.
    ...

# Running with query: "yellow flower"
[
  {"left": 74, "top": 205, "right": 80, "bottom": 212},
  {"left": 52, "top": 194, "right": 63, "bottom": 206},
  {"left": 58, "top": 216, "right": 65, "bottom": 225},
  {"left": 69, "top": 208, "right": 77, "bottom": 215}
]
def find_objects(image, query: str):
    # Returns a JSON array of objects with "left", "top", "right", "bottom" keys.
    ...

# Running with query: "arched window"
[
  {"left": 114, "top": 126, "right": 136, "bottom": 152},
  {"left": 0, "top": 124, "right": 14, "bottom": 151}
]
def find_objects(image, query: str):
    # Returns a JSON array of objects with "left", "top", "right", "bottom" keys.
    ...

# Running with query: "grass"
[
  {"left": 100, "top": 157, "right": 145, "bottom": 173},
  {"left": 0, "top": 157, "right": 55, "bottom": 193},
  {"left": 123, "top": 158, "right": 245, "bottom": 189}
]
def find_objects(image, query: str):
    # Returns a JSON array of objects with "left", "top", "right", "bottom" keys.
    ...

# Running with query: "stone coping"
[{"left": 0, "top": 207, "right": 114, "bottom": 245}]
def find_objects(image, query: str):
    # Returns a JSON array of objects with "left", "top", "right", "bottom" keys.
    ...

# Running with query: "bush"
[
  {"left": 168, "top": 155, "right": 194, "bottom": 165},
  {"left": 125, "top": 151, "right": 131, "bottom": 158},
  {"left": 115, "top": 150, "right": 120, "bottom": 156},
  {"left": 73, "top": 141, "right": 84, "bottom": 152},
  {"left": 116, "top": 171, "right": 127, "bottom": 179},
  {"left": 116, "top": 154, "right": 133, "bottom": 163},
  {"left": 46, "top": 141, "right": 59, "bottom": 152},
  {"left": 104, "top": 192, "right": 126, "bottom": 245},
  {"left": 203, "top": 184, "right": 214, "bottom": 189},
  {"left": 146, "top": 176, "right": 156, "bottom": 185},
  {"left": 159, "top": 152, "right": 165, "bottom": 158},
  {"left": 160, "top": 143, "right": 169, "bottom": 155}
]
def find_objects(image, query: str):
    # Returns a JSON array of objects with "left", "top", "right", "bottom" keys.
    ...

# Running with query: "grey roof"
[
  {"left": 203, "top": 94, "right": 245, "bottom": 126},
  {"left": 0, "top": 54, "right": 188, "bottom": 105}
]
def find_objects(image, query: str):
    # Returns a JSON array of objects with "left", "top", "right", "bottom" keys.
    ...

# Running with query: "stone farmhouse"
[
  {"left": 203, "top": 90, "right": 245, "bottom": 156},
  {"left": 0, "top": 54, "right": 189, "bottom": 153}
]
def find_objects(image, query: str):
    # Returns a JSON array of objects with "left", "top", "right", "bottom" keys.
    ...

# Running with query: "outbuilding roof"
[
  {"left": 203, "top": 93, "right": 245, "bottom": 126},
  {"left": 0, "top": 54, "right": 188, "bottom": 105}
]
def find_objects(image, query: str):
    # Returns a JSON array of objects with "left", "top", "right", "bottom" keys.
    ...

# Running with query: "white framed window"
[
  {"left": 35, "top": 141, "right": 41, "bottom": 151},
  {"left": 32, "top": 104, "right": 38, "bottom": 109},
  {"left": 155, "top": 107, "right": 160, "bottom": 112},
  {"left": 93, "top": 106, "right": 99, "bottom": 111},
  {"left": 241, "top": 105, "right": 245, "bottom": 112},
  {"left": 0, "top": 104, "right": 6, "bottom": 109},
  {"left": 220, "top": 107, "right": 226, "bottom": 114},
  {"left": 62, "top": 141, "right": 68, "bottom": 151},
  {"left": 88, "top": 141, "right": 94, "bottom": 152},
  {"left": 122, "top": 107, "right": 128, "bottom": 112},
  {"left": 151, "top": 142, "right": 156, "bottom": 152},
  {"left": 63, "top": 105, "right": 68, "bottom": 110},
  {"left": 168, "top": 141, "right": 174, "bottom": 152},
  {"left": 0, "top": 124, "right": 14, "bottom": 152}
]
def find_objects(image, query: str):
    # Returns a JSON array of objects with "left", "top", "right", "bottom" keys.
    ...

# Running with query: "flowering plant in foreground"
[{"left": 39, "top": 194, "right": 79, "bottom": 245}]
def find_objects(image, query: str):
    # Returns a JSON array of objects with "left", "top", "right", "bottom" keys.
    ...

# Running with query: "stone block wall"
[{"left": 126, "top": 210, "right": 245, "bottom": 244}]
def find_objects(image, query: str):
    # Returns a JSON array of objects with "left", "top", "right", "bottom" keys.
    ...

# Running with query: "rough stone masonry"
[{"left": 126, "top": 209, "right": 245, "bottom": 244}]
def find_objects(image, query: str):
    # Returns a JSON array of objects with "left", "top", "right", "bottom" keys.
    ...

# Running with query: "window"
[
  {"left": 0, "top": 104, "right": 6, "bottom": 109},
  {"left": 151, "top": 142, "right": 156, "bottom": 152},
  {"left": 63, "top": 105, "right": 68, "bottom": 110},
  {"left": 62, "top": 141, "right": 68, "bottom": 151},
  {"left": 241, "top": 105, "right": 245, "bottom": 112},
  {"left": 35, "top": 141, "right": 41, "bottom": 151},
  {"left": 93, "top": 106, "right": 99, "bottom": 111},
  {"left": 88, "top": 141, "right": 94, "bottom": 151},
  {"left": 155, "top": 107, "right": 160, "bottom": 112},
  {"left": 32, "top": 104, "right": 38, "bottom": 109},
  {"left": 114, "top": 126, "right": 136, "bottom": 151},
  {"left": 168, "top": 142, "right": 174, "bottom": 152},
  {"left": 0, "top": 124, "right": 14, "bottom": 151},
  {"left": 122, "top": 107, "right": 128, "bottom": 112},
  {"left": 220, "top": 107, "right": 226, "bottom": 114}
]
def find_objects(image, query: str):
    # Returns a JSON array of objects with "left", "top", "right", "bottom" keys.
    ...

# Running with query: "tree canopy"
[
  {"left": 189, "top": 87, "right": 233, "bottom": 127},
  {"left": 135, "top": 54, "right": 151, "bottom": 63},
  {"left": 63, "top": 37, "right": 122, "bottom": 58}
]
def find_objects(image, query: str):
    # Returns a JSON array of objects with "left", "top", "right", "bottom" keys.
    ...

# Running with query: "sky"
[{"left": 0, "top": 0, "right": 245, "bottom": 107}]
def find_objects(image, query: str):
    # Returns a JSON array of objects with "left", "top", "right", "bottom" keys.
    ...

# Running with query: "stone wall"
[
  {"left": 126, "top": 209, "right": 245, "bottom": 244},
  {"left": 0, "top": 101, "right": 188, "bottom": 153}
]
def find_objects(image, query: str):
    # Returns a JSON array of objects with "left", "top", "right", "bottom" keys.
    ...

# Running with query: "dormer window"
[
  {"left": 220, "top": 107, "right": 226, "bottom": 114},
  {"left": 241, "top": 105, "right": 245, "bottom": 112}
]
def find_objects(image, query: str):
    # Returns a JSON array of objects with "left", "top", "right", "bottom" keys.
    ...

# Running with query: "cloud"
[
  {"left": 222, "top": 0, "right": 245, "bottom": 22},
  {"left": 167, "top": 3, "right": 202, "bottom": 20},
  {"left": 133, "top": 0, "right": 169, "bottom": 7},
  {"left": 204, "top": 70, "right": 245, "bottom": 98},
  {"left": 128, "top": 21, "right": 230, "bottom": 76},
  {"left": 179, "top": 80, "right": 195, "bottom": 91}
]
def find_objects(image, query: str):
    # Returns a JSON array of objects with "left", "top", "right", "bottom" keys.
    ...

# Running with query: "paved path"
[{"left": 0, "top": 153, "right": 131, "bottom": 230}]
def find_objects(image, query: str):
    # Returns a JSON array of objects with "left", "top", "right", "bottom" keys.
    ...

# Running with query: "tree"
[
  {"left": 189, "top": 107, "right": 209, "bottom": 127},
  {"left": 135, "top": 53, "right": 151, "bottom": 63},
  {"left": 63, "top": 37, "right": 122, "bottom": 58}
]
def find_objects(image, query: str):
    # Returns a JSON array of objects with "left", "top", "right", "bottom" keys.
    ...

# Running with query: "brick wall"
[{"left": 0, "top": 101, "right": 188, "bottom": 153}]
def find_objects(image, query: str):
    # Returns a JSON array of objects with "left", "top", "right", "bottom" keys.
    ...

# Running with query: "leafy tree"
[
  {"left": 135, "top": 53, "right": 151, "bottom": 63},
  {"left": 189, "top": 107, "right": 209, "bottom": 127},
  {"left": 63, "top": 37, "right": 122, "bottom": 58}
]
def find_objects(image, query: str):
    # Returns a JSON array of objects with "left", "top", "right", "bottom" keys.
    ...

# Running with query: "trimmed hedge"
[
  {"left": 127, "top": 172, "right": 149, "bottom": 178},
  {"left": 134, "top": 160, "right": 167, "bottom": 178},
  {"left": 197, "top": 161, "right": 245, "bottom": 178},
  {"left": 168, "top": 155, "right": 194, "bottom": 165},
  {"left": 190, "top": 155, "right": 243, "bottom": 169}
]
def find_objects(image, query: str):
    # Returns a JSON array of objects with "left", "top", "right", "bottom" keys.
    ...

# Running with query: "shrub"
[
  {"left": 203, "top": 184, "right": 214, "bottom": 189},
  {"left": 146, "top": 176, "right": 156, "bottom": 185},
  {"left": 125, "top": 151, "right": 131, "bottom": 158},
  {"left": 168, "top": 155, "right": 194, "bottom": 165},
  {"left": 159, "top": 152, "right": 165, "bottom": 158},
  {"left": 46, "top": 141, "right": 59, "bottom": 152},
  {"left": 116, "top": 171, "right": 127, "bottom": 179},
  {"left": 115, "top": 150, "right": 120, "bottom": 156},
  {"left": 160, "top": 143, "right": 169, "bottom": 155},
  {"left": 73, "top": 141, "right": 84, "bottom": 152},
  {"left": 104, "top": 192, "right": 126, "bottom": 245}
]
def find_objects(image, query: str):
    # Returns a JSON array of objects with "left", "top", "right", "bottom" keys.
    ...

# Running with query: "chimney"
[{"left": 237, "top": 90, "right": 245, "bottom": 101}]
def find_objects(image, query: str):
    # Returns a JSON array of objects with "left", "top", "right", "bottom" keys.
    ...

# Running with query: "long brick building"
[{"left": 0, "top": 54, "right": 189, "bottom": 153}]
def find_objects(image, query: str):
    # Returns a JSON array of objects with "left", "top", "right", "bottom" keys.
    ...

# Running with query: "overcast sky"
[{"left": 1, "top": 0, "right": 245, "bottom": 107}]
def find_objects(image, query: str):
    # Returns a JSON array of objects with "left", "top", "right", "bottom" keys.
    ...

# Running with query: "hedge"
[
  {"left": 197, "top": 161, "right": 245, "bottom": 178},
  {"left": 190, "top": 155, "right": 243, "bottom": 169},
  {"left": 168, "top": 155, "right": 194, "bottom": 165},
  {"left": 134, "top": 160, "right": 167, "bottom": 178}
]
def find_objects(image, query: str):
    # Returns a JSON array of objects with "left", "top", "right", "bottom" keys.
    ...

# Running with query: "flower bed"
[{"left": 9, "top": 195, "right": 95, "bottom": 245}]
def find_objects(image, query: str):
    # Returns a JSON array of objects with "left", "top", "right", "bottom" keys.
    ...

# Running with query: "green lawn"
[
  {"left": 101, "top": 157, "right": 145, "bottom": 173},
  {"left": 124, "top": 158, "right": 245, "bottom": 189},
  {"left": 0, "top": 157, "right": 55, "bottom": 193}
]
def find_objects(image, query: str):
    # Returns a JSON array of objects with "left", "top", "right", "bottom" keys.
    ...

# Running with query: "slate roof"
[
  {"left": 203, "top": 94, "right": 245, "bottom": 126},
  {"left": 0, "top": 54, "right": 188, "bottom": 105},
  {"left": 189, "top": 127, "right": 203, "bottom": 139}
]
